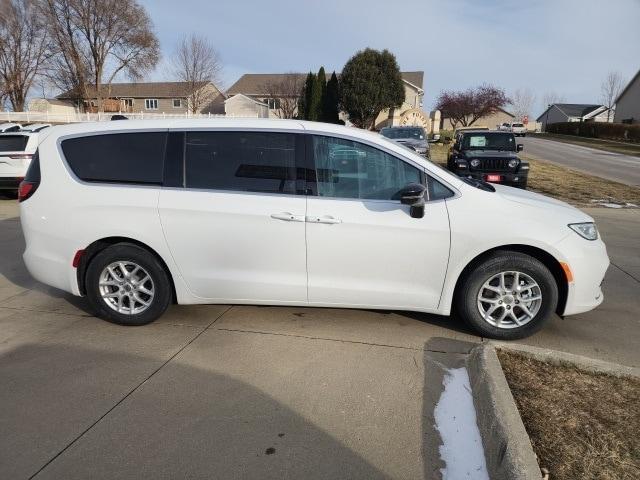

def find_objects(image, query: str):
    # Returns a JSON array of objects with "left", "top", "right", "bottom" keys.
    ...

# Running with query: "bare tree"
[
  {"left": 0, "top": 0, "right": 52, "bottom": 111},
  {"left": 42, "top": 0, "right": 160, "bottom": 111},
  {"left": 541, "top": 91, "right": 565, "bottom": 110},
  {"left": 259, "top": 74, "right": 304, "bottom": 119},
  {"left": 435, "top": 84, "right": 510, "bottom": 127},
  {"left": 172, "top": 34, "right": 222, "bottom": 114},
  {"left": 600, "top": 71, "right": 625, "bottom": 122},
  {"left": 510, "top": 88, "right": 536, "bottom": 122}
]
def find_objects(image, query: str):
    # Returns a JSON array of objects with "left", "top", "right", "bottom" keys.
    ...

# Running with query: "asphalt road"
[
  {"left": 520, "top": 136, "right": 640, "bottom": 187},
  {"left": 1, "top": 198, "right": 639, "bottom": 479}
]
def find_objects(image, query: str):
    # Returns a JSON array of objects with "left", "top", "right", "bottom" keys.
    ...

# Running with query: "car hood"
[
  {"left": 462, "top": 150, "right": 517, "bottom": 158},
  {"left": 392, "top": 138, "right": 428, "bottom": 149},
  {"left": 492, "top": 184, "right": 592, "bottom": 222}
]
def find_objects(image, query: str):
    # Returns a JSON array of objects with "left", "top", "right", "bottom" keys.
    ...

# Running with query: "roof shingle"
[
  {"left": 226, "top": 71, "right": 424, "bottom": 96},
  {"left": 57, "top": 81, "right": 214, "bottom": 99}
]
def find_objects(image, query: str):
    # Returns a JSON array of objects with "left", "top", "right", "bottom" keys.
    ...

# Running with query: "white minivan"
[{"left": 19, "top": 120, "right": 609, "bottom": 339}]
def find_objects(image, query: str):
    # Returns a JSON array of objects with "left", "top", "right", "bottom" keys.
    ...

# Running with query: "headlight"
[
  {"left": 508, "top": 159, "right": 519, "bottom": 168},
  {"left": 470, "top": 159, "right": 480, "bottom": 167},
  {"left": 569, "top": 222, "right": 598, "bottom": 241}
]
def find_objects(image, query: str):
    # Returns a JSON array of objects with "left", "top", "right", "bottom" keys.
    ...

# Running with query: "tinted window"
[
  {"left": 428, "top": 176, "right": 454, "bottom": 200},
  {"left": 24, "top": 150, "right": 40, "bottom": 182},
  {"left": 0, "top": 135, "right": 29, "bottom": 152},
  {"left": 61, "top": 132, "right": 166, "bottom": 184},
  {"left": 185, "top": 131, "right": 297, "bottom": 194},
  {"left": 312, "top": 135, "right": 421, "bottom": 200}
]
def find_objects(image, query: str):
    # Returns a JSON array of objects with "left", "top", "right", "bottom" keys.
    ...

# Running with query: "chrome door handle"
[
  {"left": 270, "top": 212, "right": 305, "bottom": 222},
  {"left": 306, "top": 215, "right": 342, "bottom": 224}
]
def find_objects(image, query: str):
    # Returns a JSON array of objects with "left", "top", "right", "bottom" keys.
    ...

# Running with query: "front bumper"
[
  {"left": 0, "top": 177, "right": 22, "bottom": 190},
  {"left": 462, "top": 171, "right": 528, "bottom": 186},
  {"left": 555, "top": 232, "right": 609, "bottom": 316}
]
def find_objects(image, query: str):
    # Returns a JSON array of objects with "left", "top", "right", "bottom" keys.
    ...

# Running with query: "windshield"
[
  {"left": 380, "top": 127, "right": 426, "bottom": 140},
  {"left": 461, "top": 132, "right": 516, "bottom": 151}
]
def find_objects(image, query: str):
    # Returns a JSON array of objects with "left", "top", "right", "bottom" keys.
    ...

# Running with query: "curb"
[
  {"left": 493, "top": 342, "right": 640, "bottom": 379},
  {"left": 467, "top": 344, "right": 541, "bottom": 480}
]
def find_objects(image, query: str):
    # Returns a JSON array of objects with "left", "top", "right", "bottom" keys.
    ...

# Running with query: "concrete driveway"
[
  {"left": 520, "top": 136, "right": 640, "bottom": 187},
  {"left": 1, "top": 198, "right": 638, "bottom": 479}
]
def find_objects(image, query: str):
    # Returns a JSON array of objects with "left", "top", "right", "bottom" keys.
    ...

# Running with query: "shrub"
[{"left": 546, "top": 122, "right": 640, "bottom": 143}]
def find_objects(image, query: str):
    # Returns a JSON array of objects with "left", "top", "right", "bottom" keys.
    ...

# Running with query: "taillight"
[
  {"left": 18, "top": 181, "right": 38, "bottom": 202},
  {"left": 19, "top": 149, "right": 40, "bottom": 202}
]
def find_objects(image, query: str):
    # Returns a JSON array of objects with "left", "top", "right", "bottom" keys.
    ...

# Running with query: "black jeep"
[{"left": 447, "top": 130, "right": 528, "bottom": 188}]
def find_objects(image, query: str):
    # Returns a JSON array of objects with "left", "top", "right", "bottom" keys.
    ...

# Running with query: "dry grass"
[
  {"left": 524, "top": 156, "right": 640, "bottom": 206},
  {"left": 428, "top": 143, "right": 640, "bottom": 206},
  {"left": 532, "top": 133, "right": 640, "bottom": 157},
  {"left": 498, "top": 350, "right": 640, "bottom": 480}
]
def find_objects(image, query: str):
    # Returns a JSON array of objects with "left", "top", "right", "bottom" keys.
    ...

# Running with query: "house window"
[
  {"left": 145, "top": 99, "right": 158, "bottom": 110},
  {"left": 122, "top": 98, "right": 134, "bottom": 109},
  {"left": 264, "top": 98, "right": 281, "bottom": 110},
  {"left": 172, "top": 99, "right": 182, "bottom": 108}
]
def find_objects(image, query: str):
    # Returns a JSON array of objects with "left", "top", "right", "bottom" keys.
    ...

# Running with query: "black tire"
[
  {"left": 455, "top": 251, "right": 558, "bottom": 340},
  {"left": 85, "top": 243, "right": 172, "bottom": 326}
]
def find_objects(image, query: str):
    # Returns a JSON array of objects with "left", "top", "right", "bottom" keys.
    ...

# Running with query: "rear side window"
[
  {"left": 61, "top": 132, "right": 167, "bottom": 184},
  {"left": 185, "top": 131, "right": 297, "bottom": 194},
  {"left": 0, "top": 135, "right": 29, "bottom": 152}
]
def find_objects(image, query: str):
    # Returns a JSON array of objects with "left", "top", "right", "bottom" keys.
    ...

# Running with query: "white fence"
[{"left": 0, "top": 111, "right": 258, "bottom": 124}]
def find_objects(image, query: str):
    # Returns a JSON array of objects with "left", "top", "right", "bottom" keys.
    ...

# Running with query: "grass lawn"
[
  {"left": 531, "top": 133, "right": 640, "bottom": 157},
  {"left": 498, "top": 350, "right": 640, "bottom": 480},
  {"left": 429, "top": 143, "right": 640, "bottom": 206}
]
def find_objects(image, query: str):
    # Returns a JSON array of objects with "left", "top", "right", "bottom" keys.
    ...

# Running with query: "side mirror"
[
  {"left": 399, "top": 183, "right": 427, "bottom": 219},
  {"left": 517, "top": 144, "right": 524, "bottom": 152}
]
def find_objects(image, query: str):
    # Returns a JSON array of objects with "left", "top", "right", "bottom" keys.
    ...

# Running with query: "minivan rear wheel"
[
  {"left": 85, "top": 243, "right": 171, "bottom": 325},
  {"left": 456, "top": 251, "right": 558, "bottom": 339}
]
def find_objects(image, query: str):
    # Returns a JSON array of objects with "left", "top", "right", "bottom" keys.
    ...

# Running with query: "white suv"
[
  {"left": 0, "top": 131, "right": 40, "bottom": 195},
  {"left": 509, "top": 123, "right": 527, "bottom": 136},
  {"left": 19, "top": 120, "right": 609, "bottom": 339}
]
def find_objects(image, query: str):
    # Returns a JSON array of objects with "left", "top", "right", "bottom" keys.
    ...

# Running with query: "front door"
[
  {"left": 159, "top": 130, "right": 308, "bottom": 303},
  {"left": 305, "top": 135, "right": 451, "bottom": 311}
]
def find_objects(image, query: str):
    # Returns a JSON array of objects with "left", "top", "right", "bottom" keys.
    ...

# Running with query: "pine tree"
[
  {"left": 298, "top": 72, "right": 315, "bottom": 120},
  {"left": 316, "top": 67, "right": 327, "bottom": 121},
  {"left": 323, "top": 71, "right": 340, "bottom": 124}
]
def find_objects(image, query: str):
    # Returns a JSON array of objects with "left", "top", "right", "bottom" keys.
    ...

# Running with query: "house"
[
  {"left": 536, "top": 103, "right": 610, "bottom": 131},
  {"left": 440, "top": 108, "right": 515, "bottom": 131},
  {"left": 225, "top": 71, "right": 429, "bottom": 130},
  {"left": 56, "top": 81, "right": 225, "bottom": 114},
  {"left": 224, "top": 94, "right": 269, "bottom": 118},
  {"left": 28, "top": 98, "right": 77, "bottom": 114},
  {"left": 614, "top": 69, "right": 640, "bottom": 124}
]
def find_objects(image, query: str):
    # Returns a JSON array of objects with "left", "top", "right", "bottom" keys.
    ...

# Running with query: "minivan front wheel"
[
  {"left": 457, "top": 252, "right": 558, "bottom": 339},
  {"left": 85, "top": 243, "right": 171, "bottom": 325}
]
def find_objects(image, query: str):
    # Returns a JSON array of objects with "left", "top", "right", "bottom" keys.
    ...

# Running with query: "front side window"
[
  {"left": 145, "top": 99, "right": 158, "bottom": 110},
  {"left": 61, "top": 132, "right": 167, "bottom": 184},
  {"left": 185, "top": 131, "right": 297, "bottom": 194},
  {"left": 312, "top": 135, "right": 421, "bottom": 200}
]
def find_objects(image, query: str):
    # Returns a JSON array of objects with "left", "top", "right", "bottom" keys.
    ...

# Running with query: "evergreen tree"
[
  {"left": 323, "top": 71, "right": 340, "bottom": 124},
  {"left": 340, "top": 48, "right": 404, "bottom": 129},
  {"left": 298, "top": 71, "right": 315, "bottom": 119},
  {"left": 316, "top": 66, "right": 327, "bottom": 121}
]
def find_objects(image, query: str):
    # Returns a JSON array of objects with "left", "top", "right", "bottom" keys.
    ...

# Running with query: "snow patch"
[{"left": 434, "top": 367, "right": 489, "bottom": 480}]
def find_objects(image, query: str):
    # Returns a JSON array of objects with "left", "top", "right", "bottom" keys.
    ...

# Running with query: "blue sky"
[{"left": 140, "top": 0, "right": 640, "bottom": 115}]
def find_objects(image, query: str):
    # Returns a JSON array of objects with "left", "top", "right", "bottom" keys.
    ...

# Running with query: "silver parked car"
[{"left": 380, "top": 126, "right": 430, "bottom": 158}]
